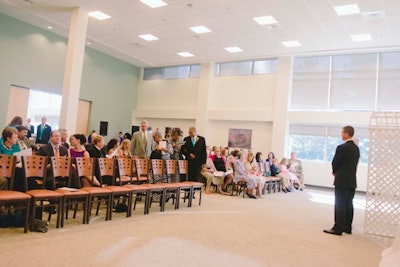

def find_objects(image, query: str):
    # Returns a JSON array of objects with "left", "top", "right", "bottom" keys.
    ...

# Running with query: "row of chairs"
[{"left": 0, "top": 154, "right": 203, "bottom": 233}]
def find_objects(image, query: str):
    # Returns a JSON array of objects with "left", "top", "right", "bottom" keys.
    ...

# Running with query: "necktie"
[
  {"left": 192, "top": 137, "right": 195, "bottom": 146},
  {"left": 142, "top": 132, "right": 147, "bottom": 146},
  {"left": 39, "top": 125, "right": 43, "bottom": 139},
  {"left": 55, "top": 146, "right": 60, "bottom": 157}
]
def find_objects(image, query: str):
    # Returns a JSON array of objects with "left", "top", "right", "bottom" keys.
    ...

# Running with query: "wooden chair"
[
  {"left": 134, "top": 158, "right": 149, "bottom": 184},
  {"left": 0, "top": 155, "right": 31, "bottom": 233},
  {"left": 148, "top": 159, "right": 169, "bottom": 212},
  {"left": 51, "top": 157, "right": 89, "bottom": 227},
  {"left": 164, "top": 159, "right": 181, "bottom": 210},
  {"left": 75, "top": 157, "right": 112, "bottom": 223},
  {"left": 22, "top": 155, "right": 63, "bottom": 230},
  {"left": 178, "top": 160, "right": 203, "bottom": 207},
  {"left": 98, "top": 158, "right": 132, "bottom": 219},
  {"left": 116, "top": 157, "right": 134, "bottom": 185}
]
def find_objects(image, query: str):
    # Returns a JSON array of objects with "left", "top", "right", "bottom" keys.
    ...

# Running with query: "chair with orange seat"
[
  {"left": 0, "top": 154, "right": 31, "bottom": 233},
  {"left": 178, "top": 160, "right": 203, "bottom": 207},
  {"left": 22, "top": 155, "right": 63, "bottom": 230},
  {"left": 98, "top": 158, "right": 132, "bottom": 219},
  {"left": 75, "top": 157, "right": 112, "bottom": 223},
  {"left": 51, "top": 156, "right": 89, "bottom": 227}
]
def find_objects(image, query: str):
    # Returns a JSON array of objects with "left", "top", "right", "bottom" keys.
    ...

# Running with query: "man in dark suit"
[
  {"left": 324, "top": 125, "right": 360, "bottom": 236},
  {"left": 36, "top": 130, "right": 68, "bottom": 157},
  {"left": 36, "top": 116, "right": 52, "bottom": 145},
  {"left": 85, "top": 135, "right": 107, "bottom": 158},
  {"left": 181, "top": 127, "right": 207, "bottom": 182},
  {"left": 26, "top": 118, "right": 34, "bottom": 138}
]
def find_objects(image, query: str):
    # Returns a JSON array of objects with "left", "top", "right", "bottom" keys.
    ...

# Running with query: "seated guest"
[
  {"left": 106, "top": 138, "right": 119, "bottom": 156},
  {"left": 265, "top": 152, "right": 275, "bottom": 170},
  {"left": 288, "top": 152, "right": 305, "bottom": 190},
  {"left": 68, "top": 134, "right": 101, "bottom": 187},
  {"left": 16, "top": 125, "right": 38, "bottom": 151},
  {"left": 36, "top": 130, "right": 67, "bottom": 157},
  {"left": 233, "top": 151, "right": 258, "bottom": 199},
  {"left": 245, "top": 151, "right": 266, "bottom": 198},
  {"left": 210, "top": 147, "right": 233, "bottom": 193},
  {"left": 200, "top": 157, "right": 217, "bottom": 194},
  {"left": 117, "top": 139, "right": 132, "bottom": 158},
  {"left": 59, "top": 129, "right": 69, "bottom": 149},
  {"left": 7, "top": 116, "right": 23, "bottom": 128},
  {"left": 86, "top": 135, "right": 107, "bottom": 158},
  {"left": 0, "top": 127, "right": 20, "bottom": 190},
  {"left": 279, "top": 158, "right": 300, "bottom": 192}
]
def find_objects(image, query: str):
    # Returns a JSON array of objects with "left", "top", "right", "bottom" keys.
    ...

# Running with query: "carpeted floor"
[{"left": 0, "top": 187, "right": 392, "bottom": 267}]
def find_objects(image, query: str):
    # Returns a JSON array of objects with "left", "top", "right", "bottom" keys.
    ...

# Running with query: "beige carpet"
[{"left": 0, "top": 187, "right": 391, "bottom": 267}]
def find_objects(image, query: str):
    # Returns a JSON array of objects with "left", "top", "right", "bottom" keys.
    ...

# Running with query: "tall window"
[
  {"left": 215, "top": 58, "right": 278, "bottom": 76},
  {"left": 27, "top": 90, "right": 62, "bottom": 130}
]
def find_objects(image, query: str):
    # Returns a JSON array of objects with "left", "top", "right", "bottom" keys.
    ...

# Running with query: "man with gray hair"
[
  {"left": 181, "top": 127, "right": 207, "bottom": 182},
  {"left": 130, "top": 120, "right": 153, "bottom": 157}
]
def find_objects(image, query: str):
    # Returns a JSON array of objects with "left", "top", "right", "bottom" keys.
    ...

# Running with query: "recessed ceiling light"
[
  {"left": 224, "top": 47, "right": 243, "bottom": 53},
  {"left": 253, "top": 15, "right": 278, "bottom": 25},
  {"left": 189, "top": 25, "right": 211, "bottom": 34},
  {"left": 86, "top": 42, "right": 91, "bottom": 45},
  {"left": 47, "top": 26, "right": 52, "bottom": 29},
  {"left": 140, "top": 0, "right": 167, "bottom": 8},
  {"left": 334, "top": 4, "right": 360, "bottom": 16},
  {"left": 88, "top": 11, "right": 111, "bottom": 20},
  {"left": 351, "top": 34, "right": 372, "bottom": 42},
  {"left": 177, "top": 52, "right": 194, "bottom": 57},
  {"left": 138, "top": 34, "right": 159, "bottom": 41},
  {"left": 282, "top": 40, "right": 302, "bottom": 47}
]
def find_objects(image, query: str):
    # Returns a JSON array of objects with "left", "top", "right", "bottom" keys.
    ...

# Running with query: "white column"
[
  {"left": 195, "top": 62, "right": 213, "bottom": 139},
  {"left": 59, "top": 7, "right": 88, "bottom": 133},
  {"left": 271, "top": 56, "right": 293, "bottom": 158}
]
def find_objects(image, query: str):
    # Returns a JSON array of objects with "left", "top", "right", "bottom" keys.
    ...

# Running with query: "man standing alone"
[
  {"left": 36, "top": 116, "right": 51, "bottom": 145},
  {"left": 181, "top": 127, "right": 207, "bottom": 182},
  {"left": 324, "top": 125, "right": 360, "bottom": 236}
]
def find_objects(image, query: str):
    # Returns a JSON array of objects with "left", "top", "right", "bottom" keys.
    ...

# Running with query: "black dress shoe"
[
  {"left": 282, "top": 188, "right": 287, "bottom": 193},
  {"left": 343, "top": 229, "right": 352, "bottom": 234},
  {"left": 246, "top": 193, "right": 257, "bottom": 199},
  {"left": 323, "top": 228, "right": 342, "bottom": 236}
]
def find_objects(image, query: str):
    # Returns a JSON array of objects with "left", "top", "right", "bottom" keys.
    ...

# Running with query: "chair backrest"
[
  {"left": 150, "top": 159, "right": 164, "bottom": 176},
  {"left": 75, "top": 157, "right": 94, "bottom": 178},
  {"left": 134, "top": 158, "right": 149, "bottom": 182},
  {"left": 117, "top": 157, "right": 132, "bottom": 177},
  {"left": 51, "top": 156, "right": 72, "bottom": 188},
  {"left": 98, "top": 157, "right": 116, "bottom": 185},
  {"left": 165, "top": 159, "right": 177, "bottom": 176},
  {"left": 0, "top": 154, "right": 16, "bottom": 190},
  {"left": 178, "top": 160, "right": 188, "bottom": 181},
  {"left": 22, "top": 155, "right": 47, "bottom": 189}
]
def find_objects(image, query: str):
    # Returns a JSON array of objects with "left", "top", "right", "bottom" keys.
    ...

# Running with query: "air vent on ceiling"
[{"left": 362, "top": 10, "right": 386, "bottom": 21}]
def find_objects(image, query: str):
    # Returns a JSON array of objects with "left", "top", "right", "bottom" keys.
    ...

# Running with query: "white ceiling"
[{"left": 1, "top": 0, "right": 400, "bottom": 67}]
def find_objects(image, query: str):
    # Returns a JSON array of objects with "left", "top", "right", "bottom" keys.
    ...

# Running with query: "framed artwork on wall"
[{"left": 228, "top": 128, "right": 252, "bottom": 149}]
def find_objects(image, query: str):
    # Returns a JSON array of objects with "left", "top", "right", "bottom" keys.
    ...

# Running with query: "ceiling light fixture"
[
  {"left": 139, "top": 34, "right": 159, "bottom": 41},
  {"left": 351, "top": 34, "right": 372, "bottom": 42},
  {"left": 140, "top": 0, "right": 167, "bottom": 8},
  {"left": 177, "top": 52, "right": 194, "bottom": 57},
  {"left": 47, "top": 26, "right": 52, "bottom": 29},
  {"left": 189, "top": 25, "right": 211, "bottom": 34},
  {"left": 224, "top": 47, "right": 243, "bottom": 53},
  {"left": 282, "top": 40, "right": 302, "bottom": 47},
  {"left": 88, "top": 11, "right": 111, "bottom": 20},
  {"left": 334, "top": 4, "right": 360, "bottom": 16},
  {"left": 253, "top": 15, "right": 278, "bottom": 25}
]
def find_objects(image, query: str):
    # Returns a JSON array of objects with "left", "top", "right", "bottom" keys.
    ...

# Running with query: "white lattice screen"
[{"left": 365, "top": 112, "right": 400, "bottom": 237}]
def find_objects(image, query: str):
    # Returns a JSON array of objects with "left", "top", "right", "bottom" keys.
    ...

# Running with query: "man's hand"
[{"left": 189, "top": 153, "right": 195, "bottom": 159}]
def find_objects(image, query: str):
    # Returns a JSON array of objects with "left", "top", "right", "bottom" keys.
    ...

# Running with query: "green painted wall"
[{"left": 0, "top": 13, "right": 139, "bottom": 139}]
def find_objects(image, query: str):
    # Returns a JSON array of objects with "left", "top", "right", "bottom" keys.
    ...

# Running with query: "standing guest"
[
  {"left": 181, "top": 127, "right": 207, "bottom": 182},
  {"left": 59, "top": 129, "right": 69, "bottom": 149},
  {"left": 118, "top": 131, "right": 124, "bottom": 145},
  {"left": 86, "top": 135, "right": 107, "bottom": 158},
  {"left": 324, "top": 125, "right": 360, "bottom": 236},
  {"left": 130, "top": 120, "right": 153, "bottom": 158},
  {"left": 36, "top": 116, "right": 51, "bottom": 145},
  {"left": 7, "top": 116, "right": 23, "bottom": 128},
  {"left": 26, "top": 118, "right": 34, "bottom": 138},
  {"left": 288, "top": 152, "right": 305, "bottom": 189}
]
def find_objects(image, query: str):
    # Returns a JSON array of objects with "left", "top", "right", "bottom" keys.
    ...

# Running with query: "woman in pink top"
[{"left": 279, "top": 158, "right": 300, "bottom": 191}]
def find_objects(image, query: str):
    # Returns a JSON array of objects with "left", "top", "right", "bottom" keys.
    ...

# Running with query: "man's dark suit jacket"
[
  {"left": 332, "top": 140, "right": 360, "bottom": 188},
  {"left": 85, "top": 143, "right": 107, "bottom": 158},
  {"left": 181, "top": 135, "right": 207, "bottom": 181},
  {"left": 36, "top": 143, "right": 68, "bottom": 157},
  {"left": 36, "top": 124, "right": 52, "bottom": 144},
  {"left": 27, "top": 125, "right": 34, "bottom": 138}
]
